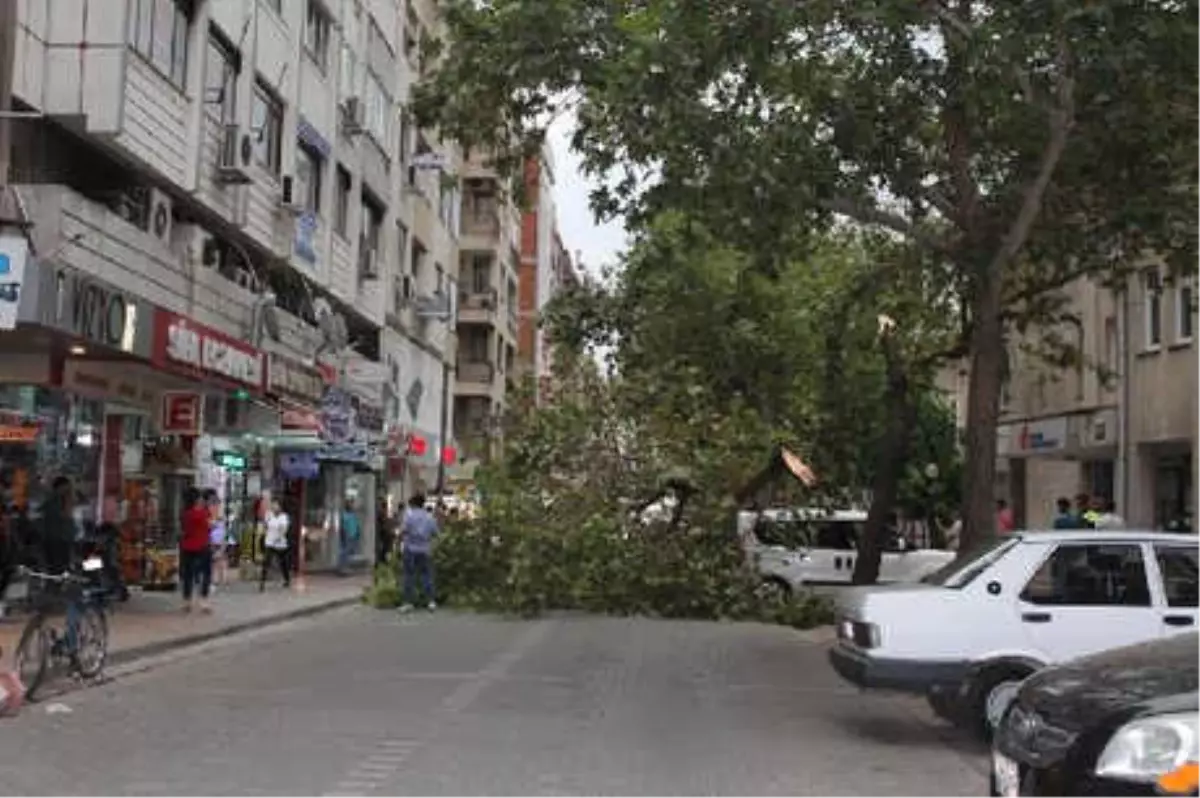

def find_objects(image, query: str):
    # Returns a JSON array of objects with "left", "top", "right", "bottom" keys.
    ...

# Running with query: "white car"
[
  {"left": 741, "top": 508, "right": 955, "bottom": 594},
  {"left": 828, "top": 529, "right": 1200, "bottom": 737}
]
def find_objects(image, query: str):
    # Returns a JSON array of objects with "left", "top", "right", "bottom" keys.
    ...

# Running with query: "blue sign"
[
  {"left": 0, "top": 253, "right": 10, "bottom": 275},
  {"left": 279, "top": 451, "right": 320, "bottom": 479},
  {"left": 295, "top": 211, "right": 317, "bottom": 264},
  {"left": 316, "top": 442, "right": 372, "bottom": 464}
]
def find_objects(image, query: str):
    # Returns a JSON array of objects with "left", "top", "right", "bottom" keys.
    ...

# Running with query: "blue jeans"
[
  {"left": 64, "top": 597, "right": 82, "bottom": 651},
  {"left": 402, "top": 550, "right": 434, "bottom": 605}
]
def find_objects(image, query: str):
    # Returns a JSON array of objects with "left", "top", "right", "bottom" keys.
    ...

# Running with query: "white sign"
[
  {"left": 344, "top": 359, "right": 389, "bottom": 386},
  {"left": 412, "top": 152, "right": 447, "bottom": 171},
  {"left": 0, "top": 234, "right": 29, "bottom": 331}
]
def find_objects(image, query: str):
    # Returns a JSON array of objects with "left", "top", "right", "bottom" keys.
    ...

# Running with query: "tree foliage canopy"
[{"left": 415, "top": 0, "right": 1197, "bottom": 548}]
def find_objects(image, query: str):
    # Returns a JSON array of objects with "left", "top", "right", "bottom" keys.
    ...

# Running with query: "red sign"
[
  {"left": 408, "top": 435, "right": 427, "bottom": 457},
  {"left": 152, "top": 310, "right": 265, "bottom": 391},
  {"left": 281, "top": 407, "right": 320, "bottom": 432},
  {"left": 441, "top": 446, "right": 457, "bottom": 465},
  {"left": 161, "top": 391, "right": 202, "bottom": 435}
]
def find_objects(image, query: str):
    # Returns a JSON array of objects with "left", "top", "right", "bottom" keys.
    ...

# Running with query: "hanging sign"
[{"left": 0, "top": 234, "right": 29, "bottom": 331}]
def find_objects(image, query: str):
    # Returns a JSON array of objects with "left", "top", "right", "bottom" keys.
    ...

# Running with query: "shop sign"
[
  {"left": 154, "top": 311, "right": 265, "bottom": 391},
  {"left": 0, "top": 234, "right": 29, "bottom": 331},
  {"left": 1001, "top": 416, "right": 1069, "bottom": 456},
  {"left": 268, "top": 354, "right": 324, "bottom": 404},
  {"left": 316, "top": 442, "right": 373, "bottom": 464},
  {"left": 351, "top": 395, "right": 385, "bottom": 434},
  {"left": 161, "top": 391, "right": 202, "bottom": 435},
  {"left": 281, "top": 407, "right": 321, "bottom": 432},
  {"left": 214, "top": 450, "right": 248, "bottom": 471},
  {"left": 344, "top": 359, "right": 389, "bottom": 386},
  {"left": 0, "top": 423, "right": 40, "bottom": 443},
  {"left": 279, "top": 451, "right": 320, "bottom": 479},
  {"left": 49, "top": 267, "right": 144, "bottom": 353},
  {"left": 294, "top": 212, "right": 318, "bottom": 264},
  {"left": 62, "top": 361, "right": 154, "bottom": 407},
  {"left": 319, "top": 386, "right": 357, "bottom": 444}
]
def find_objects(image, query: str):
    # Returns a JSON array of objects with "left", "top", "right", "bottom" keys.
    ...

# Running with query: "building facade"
[{"left": 2, "top": 0, "right": 460, "bottom": 574}]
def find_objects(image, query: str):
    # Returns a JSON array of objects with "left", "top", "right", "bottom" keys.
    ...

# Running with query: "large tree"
[{"left": 415, "top": 0, "right": 1197, "bottom": 550}]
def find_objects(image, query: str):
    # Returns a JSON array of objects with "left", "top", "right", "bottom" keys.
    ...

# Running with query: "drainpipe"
[{"left": 1116, "top": 285, "right": 1131, "bottom": 520}]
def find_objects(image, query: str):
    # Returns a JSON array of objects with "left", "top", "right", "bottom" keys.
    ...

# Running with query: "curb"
[{"left": 107, "top": 593, "right": 363, "bottom": 668}]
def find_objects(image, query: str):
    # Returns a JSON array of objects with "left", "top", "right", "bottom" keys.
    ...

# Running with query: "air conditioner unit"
[
  {"left": 148, "top": 189, "right": 173, "bottom": 244},
  {"left": 176, "top": 224, "right": 219, "bottom": 267},
  {"left": 279, "top": 175, "right": 305, "bottom": 214},
  {"left": 359, "top": 245, "right": 379, "bottom": 279},
  {"left": 341, "top": 97, "right": 365, "bottom": 136},
  {"left": 216, "top": 124, "right": 254, "bottom": 184}
]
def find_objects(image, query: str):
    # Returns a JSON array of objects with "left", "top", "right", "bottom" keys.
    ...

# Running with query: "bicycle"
[{"left": 14, "top": 557, "right": 110, "bottom": 701}]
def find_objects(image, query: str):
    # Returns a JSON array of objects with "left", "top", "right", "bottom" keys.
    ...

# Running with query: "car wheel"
[
  {"left": 756, "top": 577, "right": 792, "bottom": 604},
  {"left": 926, "top": 690, "right": 958, "bottom": 723},
  {"left": 970, "top": 667, "right": 1032, "bottom": 742}
]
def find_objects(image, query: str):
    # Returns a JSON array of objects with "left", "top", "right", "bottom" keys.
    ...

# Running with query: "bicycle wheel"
[
  {"left": 72, "top": 605, "right": 108, "bottom": 679},
  {"left": 14, "top": 613, "right": 50, "bottom": 701}
]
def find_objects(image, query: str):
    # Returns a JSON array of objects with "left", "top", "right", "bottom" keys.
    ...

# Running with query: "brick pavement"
[{"left": 0, "top": 571, "right": 368, "bottom": 669}]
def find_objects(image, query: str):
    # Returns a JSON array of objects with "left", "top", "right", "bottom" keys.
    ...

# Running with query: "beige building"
[{"left": 993, "top": 271, "right": 1196, "bottom": 530}]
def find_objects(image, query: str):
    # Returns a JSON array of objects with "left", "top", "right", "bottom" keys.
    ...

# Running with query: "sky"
[{"left": 546, "top": 111, "right": 628, "bottom": 280}]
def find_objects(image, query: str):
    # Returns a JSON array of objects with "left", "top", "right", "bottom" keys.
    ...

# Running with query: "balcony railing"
[
  {"left": 462, "top": 210, "right": 500, "bottom": 237},
  {"left": 457, "top": 360, "right": 496, "bottom": 385}
]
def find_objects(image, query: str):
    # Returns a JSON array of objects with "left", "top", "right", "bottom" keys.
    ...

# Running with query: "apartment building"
[
  {"left": 994, "top": 272, "right": 1196, "bottom": 530},
  {"left": 516, "top": 148, "right": 579, "bottom": 401},
  {"left": 452, "top": 148, "right": 520, "bottom": 463},
  {"left": 1, "top": 0, "right": 460, "bottom": 569}
]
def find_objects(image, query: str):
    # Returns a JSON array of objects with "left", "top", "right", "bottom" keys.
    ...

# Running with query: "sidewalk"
[{"left": 0, "top": 573, "right": 368, "bottom": 669}]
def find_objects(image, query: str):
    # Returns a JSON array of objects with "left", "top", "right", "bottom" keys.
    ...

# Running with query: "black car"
[{"left": 991, "top": 632, "right": 1199, "bottom": 797}]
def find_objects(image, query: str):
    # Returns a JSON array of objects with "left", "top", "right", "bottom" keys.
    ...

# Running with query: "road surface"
[{"left": 0, "top": 608, "right": 987, "bottom": 795}]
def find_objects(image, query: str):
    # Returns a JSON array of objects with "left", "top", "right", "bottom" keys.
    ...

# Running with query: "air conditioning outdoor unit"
[
  {"left": 216, "top": 124, "right": 254, "bottom": 184},
  {"left": 341, "top": 97, "right": 365, "bottom": 136},
  {"left": 149, "top": 189, "right": 174, "bottom": 244},
  {"left": 279, "top": 175, "right": 305, "bottom": 214}
]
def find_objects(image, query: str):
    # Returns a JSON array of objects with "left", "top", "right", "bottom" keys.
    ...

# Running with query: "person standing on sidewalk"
[
  {"left": 375, "top": 497, "right": 393, "bottom": 569},
  {"left": 338, "top": 499, "right": 360, "bottom": 574},
  {"left": 399, "top": 494, "right": 438, "bottom": 612},
  {"left": 179, "top": 488, "right": 213, "bottom": 613},
  {"left": 260, "top": 498, "right": 291, "bottom": 591}
]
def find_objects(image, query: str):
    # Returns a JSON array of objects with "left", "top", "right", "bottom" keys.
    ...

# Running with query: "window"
[
  {"left": 334, "top": 165, "right": 352, "bottom": 238},
  {"left": 1177, "top": 280, "right": 1194, "bottom": 343},
  {"left": 204, "top": 31, "right": 239, "bottom": 125},
  {"left": 1021, "top": 544, "right": 1151, "bottom": 607},
  {"left": 411, "top": 238, "right": 427, "bottom": 287},
  {"left": 435, "top": 263, "right": 445, "bottom": 296},
  {"left": 471, "top": 255, "right": 491, "bottom": 293},
  {"left": 396, "top": 222, "right": 409, "bottom": 274},
  {"left": 250, "top": 80, "right": 283, "bottom": 175},
  {"left": 305, "top": 1, "right": 332, "bottom": 72},
  {"left": 1155, "top": 546, "right": 1198, "bottom": 608},
  {"left": 1146, "top": 273, "right": 1163, "bottom": 349},
  {"left": 360, "top": 192, "right": 384, "bottom": 258},
  {"left": 398, "top": 108, "right": 412, "bottom": 173},
  {"left": 127, "top": 0, "right": 191, "bottom": 87},
  {"left": 295, "top": 143, "right": 323, "bottom": 214},
  {"left": 363, "top": 70, "right": 391, "bottom": 146}
]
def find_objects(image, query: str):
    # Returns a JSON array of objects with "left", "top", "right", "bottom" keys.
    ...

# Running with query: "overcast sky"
[{"left": 546, "top": 111, "right": 628, "bottom": 280}]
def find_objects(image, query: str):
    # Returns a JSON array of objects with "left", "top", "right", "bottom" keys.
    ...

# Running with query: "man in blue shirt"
[
  {"left": 1052, "top": 497, "right": 1078, "bottom": 529},
  {"left": 399, "top": 494, "right": 439, "bottom": 612}
]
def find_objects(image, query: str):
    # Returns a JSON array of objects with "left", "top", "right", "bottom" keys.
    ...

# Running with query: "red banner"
[{"left": 152, "top": 310, "right": 266, "bottom": 391}]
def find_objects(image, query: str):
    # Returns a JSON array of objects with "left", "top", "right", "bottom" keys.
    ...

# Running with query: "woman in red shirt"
[{"left": 180, "top": 488, "right": 213, "bottom": 613}]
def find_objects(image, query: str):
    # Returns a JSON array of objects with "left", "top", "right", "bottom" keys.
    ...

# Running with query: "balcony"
[
  {"left": 458, "top": 288, "right": 499, "bottom": 326},
  {"left": 455, "top": 360, "right": 496, "bottom": 397},
  {"left": 461, "top": 210, "right": 501, "bottom": 251}
]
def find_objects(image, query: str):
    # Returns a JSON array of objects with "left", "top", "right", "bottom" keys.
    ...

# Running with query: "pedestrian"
[
  {"left": 1075, "top": 493, "right": 1097, "bottom": 529},
  {"left": 207, "top": 490, "right": 229, "bottom": 588},
  {"left": 338, "top": 498, "right": 360, "bottom": 573},
  {"left": 1094, "top": 498, "right": 1125, "bottom": 530},
  {"left": 40, "top": 476, "right": 78, "bottom": 574},
  {"left": 375, "top": 497, "right": 393, "bottom": 569},
  {"left": 260, "top": 498, "right": 291, "bottom": 591},
  {"left": 1052, "top": 497, "right": 1077, "bottom": 529},
  {"left": 943, "top": 516, "right": 962, "bottom": 552},
  {"left": 996, "top": 499, "right": 1015, "bottom": 535},
  {"left": 399, "top": 494, "right": 439, "bottom": 612},
  {"left": 179, "top": 488, "right": 213, "bottom": 613}
]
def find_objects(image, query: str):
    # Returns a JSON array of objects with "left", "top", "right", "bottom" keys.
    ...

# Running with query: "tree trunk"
[
  {"left": 852, "top": 343, "right": 915, "bottom": 585},
  {"left": 959, "top": 266, "right": 1006, "bottom": 552}
]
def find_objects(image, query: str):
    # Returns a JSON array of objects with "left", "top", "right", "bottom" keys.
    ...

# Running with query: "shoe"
[
  {"left": 399, "top": 604, "right": 414, "bottom": 613},
  {"left": 427, "top": 602, "right": 437, "bottom": 611}
]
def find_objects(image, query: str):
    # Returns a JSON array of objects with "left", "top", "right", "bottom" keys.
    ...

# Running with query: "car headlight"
[
  {"left": 1095, "top": 712, "right": 1199, "bottom": 792},
  {"left": 837, "top": 618, "right": 879, "bottom": 649}
]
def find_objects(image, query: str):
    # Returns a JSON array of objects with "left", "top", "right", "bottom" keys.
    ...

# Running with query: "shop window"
[
  {"left": 334, "top": 165, "right": 352, "bottom": 238},
  {"left": 1177, "top": 280, "right": 1194, "bottom": 343},
  {"left": 127, "top": 0, "right": 192, "bottom": 87},
  {"left": 250, "top": 79, "right": 284, "bottom": 176},
  {"left": 204, "top": 29, "right": 239, "bottom": 125},
  {"left": 1021, "top": 544, "right": 1151, "bottom": 607},
  {"left": 1155, "top": 546, "right": 1198, "bottom": 608}
]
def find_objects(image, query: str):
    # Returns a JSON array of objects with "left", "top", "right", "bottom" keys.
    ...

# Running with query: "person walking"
[
  {"left": 1094, "top": 498, "right": 1125, "bottom": 530},
  {"left": 1052, "top": 497, "right": 1077, "bottom": 529},
  {"left": 399, "top": 494, "right": 438, "bottom": 612},
  {"left": 338, "top": 499, "right": 360, "bottom": 574},
  {"left": 179, "top": 488, "right": 213, "bottom": 613},
  {"left": 206, "top": 490, "right": 229, "bottom": 589},
  {"left": 260, "top": 498, "right": 291, "bottom": 591},
  {"left": 996, "top": 499, "right": 1016, "bottom": 535}
]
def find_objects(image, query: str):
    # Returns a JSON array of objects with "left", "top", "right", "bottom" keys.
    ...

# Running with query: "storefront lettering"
[
  {"left": 164, "top": 321, "right": 263, "bottom": 389},
  {"left": 269, "top": 356, "right": 323, "bottom": 403},
  {"left": 70, "top": 279, "right": 133, "bottom": 349}
]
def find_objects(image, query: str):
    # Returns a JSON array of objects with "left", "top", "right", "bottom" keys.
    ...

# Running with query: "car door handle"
[
  {"left": 1022, "top": 612, "right": 1052, "bottom": 623},
  {"left": 1164, "top": 615, "right": 1195, "bottom": 627}
]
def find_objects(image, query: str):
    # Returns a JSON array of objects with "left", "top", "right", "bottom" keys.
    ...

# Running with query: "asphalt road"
[{"left": 0, "top": 608, "right": 988, "bottom": 796}]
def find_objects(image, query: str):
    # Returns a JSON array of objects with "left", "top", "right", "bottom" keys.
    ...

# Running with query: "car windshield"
[{"left": 920, "top": 537, "right": 1019, "bottom": 588}]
